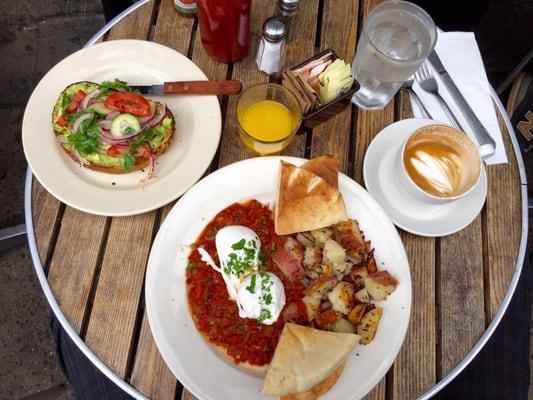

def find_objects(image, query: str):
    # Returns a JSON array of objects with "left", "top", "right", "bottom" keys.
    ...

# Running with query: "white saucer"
[{"left": 363, "top": 118, "right": 487, "bottom": 237}]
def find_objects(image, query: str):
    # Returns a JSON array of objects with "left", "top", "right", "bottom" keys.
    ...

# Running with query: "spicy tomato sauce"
[{"left": 186, "top": 200, "right": 307, "bottom": 366}]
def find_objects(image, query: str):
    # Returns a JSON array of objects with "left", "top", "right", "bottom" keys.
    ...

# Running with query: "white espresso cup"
[{"left": 397, "top": 124, "right": 483, "bottom": 204}]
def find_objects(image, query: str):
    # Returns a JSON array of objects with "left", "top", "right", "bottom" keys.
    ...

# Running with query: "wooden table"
[{"left": 26, "top": 0, "right": 527, "bottom": 399}]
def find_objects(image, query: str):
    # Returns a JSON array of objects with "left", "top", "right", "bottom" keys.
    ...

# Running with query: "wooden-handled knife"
[{"left": 129, "top": 80, "right": 243, "bottom": 96}]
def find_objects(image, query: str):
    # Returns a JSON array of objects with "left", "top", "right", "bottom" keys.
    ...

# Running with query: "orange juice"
[{"left": 240, "top": 100, "right": 295, "bottom": 142}]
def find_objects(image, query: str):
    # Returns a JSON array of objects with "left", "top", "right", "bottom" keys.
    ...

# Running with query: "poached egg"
[{"left": 198, "top": 225, "right": 285, "bottom": 325}]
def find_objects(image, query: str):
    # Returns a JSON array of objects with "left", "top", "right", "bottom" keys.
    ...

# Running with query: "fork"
[{"left": 415, "top": 62, "right": 464, "bottom": 130}]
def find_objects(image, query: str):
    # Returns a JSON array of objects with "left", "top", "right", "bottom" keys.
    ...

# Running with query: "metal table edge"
[
  {"left": 23, "top": 2, "right": 529, "bottom": 398},
  {"left": 24, "top": 1, "right": 150, "bottom": 400}
]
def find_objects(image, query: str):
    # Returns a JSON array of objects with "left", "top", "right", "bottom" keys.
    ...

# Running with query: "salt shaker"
[
  {"left": 256, "top": 17, "right": 287, "bottom": 75},
  {"left": 277, "top": 0, "right": 299, "bottom": 21}
]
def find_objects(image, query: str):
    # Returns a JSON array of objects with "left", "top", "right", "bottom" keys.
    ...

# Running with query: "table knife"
[
  {"left": 130, "top": 80, "right": 242, "bottom": 96},
  {"left": 428, "top": 51, "right": 496, "bottom": 159}
]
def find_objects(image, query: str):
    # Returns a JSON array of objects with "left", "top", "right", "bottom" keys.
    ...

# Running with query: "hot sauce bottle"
[
  {"left": 174, "top": 0, "right": 196, "bottom": 17},
  {"left": 196, "top": 0, "right": 252, "bottom": 63}
]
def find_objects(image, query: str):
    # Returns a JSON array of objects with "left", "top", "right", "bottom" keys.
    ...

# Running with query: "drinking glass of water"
[{"left": 351, "top": 0, "right": 436, "bottom": 110}]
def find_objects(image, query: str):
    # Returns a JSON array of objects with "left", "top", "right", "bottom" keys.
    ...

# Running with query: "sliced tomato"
[
  {"left": 66, "top": 90, "right": 86, "bottom": 113},
  {"left": 104, "top": 92, "right": 151, "bottom": 117},
  {"left": 106, "top": 144, "right": 130, "bottom": 157},
  {"left": 56, "top": 115, "right": 68, "bottom": 127}
]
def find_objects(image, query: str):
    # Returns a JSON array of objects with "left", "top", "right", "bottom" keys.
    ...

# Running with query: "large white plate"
[
  {"left": 22, "top": 40, "right": 221, "bottom": 216},
  {"left": 146, "top": 157, "right": 412, "bottom": 400}
]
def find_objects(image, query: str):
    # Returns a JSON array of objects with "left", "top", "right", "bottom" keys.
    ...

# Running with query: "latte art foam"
[{"left": 403, "top": 125, "right": 481, "bottom": 199}]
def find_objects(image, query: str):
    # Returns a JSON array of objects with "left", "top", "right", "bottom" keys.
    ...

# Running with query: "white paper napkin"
[{"left": 410, "top": 32, "right": 507, "bottom": 165}]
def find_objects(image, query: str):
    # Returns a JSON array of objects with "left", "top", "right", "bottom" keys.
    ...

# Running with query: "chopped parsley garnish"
[
  {"left": 222, "top": 239, "right": 258, "bottom": 277},
  {"left": 231, "top": 239, "right": 246, "bottom": 250},
  {"left": 258, "top": 309, "right": 272, "bottom": 323},
  {"left": 245, "top": 273, "right": 256, "bottom": 294},
  {"left": 98, "top": 79, "right": 134, "bottom": 96},
  {"left": 61, "top": 93, "right": 73, "bottom": 113},
  {"left": 67, "top": 113, "right": 100, "bottom": 155},
  {"left": 186, "top": 263, "right": 197, "bottom": 271}
]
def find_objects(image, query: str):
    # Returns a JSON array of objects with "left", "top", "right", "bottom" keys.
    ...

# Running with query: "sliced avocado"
[
  {"left": 52, "top": 81, "right": 99, "bottom": 136},
  {"left": 87, "top": 101, "right": 112, "bottom": 116},
  {"left": 84, "top": 152, "right": 123, "bottom": 168}
]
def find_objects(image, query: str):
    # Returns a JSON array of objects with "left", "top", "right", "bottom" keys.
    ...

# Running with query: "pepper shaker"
[
  {"left": 256, "top": 17, "right": 287, "bottom": 75},
  {"left": 277, "top": 0, "right": 299, "bottom": 21}
]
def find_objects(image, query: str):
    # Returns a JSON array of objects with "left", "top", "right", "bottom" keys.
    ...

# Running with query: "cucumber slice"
[
  {"left": 88, "top": 101, "right": 112, "bottom": 115},
  {"left": 110, "top": 113, "right": 141, "bottom": 137}
]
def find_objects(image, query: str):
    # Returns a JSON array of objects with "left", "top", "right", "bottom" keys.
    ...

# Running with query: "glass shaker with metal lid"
[
  {"left": 255, "top": 17, "right": 287, "bottom": 75},
  {"left": 277, "top": 0, "right": 299, "bottom": 19}
]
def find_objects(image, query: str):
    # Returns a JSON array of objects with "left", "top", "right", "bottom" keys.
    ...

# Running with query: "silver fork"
[{"left": 415, "top": 62, "right": 463, "bottom": 130}]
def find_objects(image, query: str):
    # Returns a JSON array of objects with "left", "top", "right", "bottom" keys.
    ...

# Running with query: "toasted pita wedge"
[
  {"left": 302, "top": 155, "right": 339, "bottom": 188},
  {"left": 275, "top": 161, "right": 347, "bottom": 235},
  {"left": 261, "top": 323, "right": 359, "bottom": 397},
  {"left": 281, "top": 363, "right": 345, "bottom": 400}
]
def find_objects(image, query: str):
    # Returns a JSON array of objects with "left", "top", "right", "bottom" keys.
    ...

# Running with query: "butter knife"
[
  {"left": 129, "top": 80, "right": 242, "bottom": 96},
  {"left": 428, "top": 51, "right": 496, "bottom": 159}
]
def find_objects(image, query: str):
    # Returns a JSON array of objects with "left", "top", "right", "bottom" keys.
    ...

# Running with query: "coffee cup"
[{"left": 397, "top": 124, "right": 483, "bottom": 204}]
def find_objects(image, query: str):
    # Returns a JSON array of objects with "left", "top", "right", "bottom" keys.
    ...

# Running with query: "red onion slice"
[
  {"left": 98, "top": 120, "right": 112, "bottom": 130},
  {"left": 99, "top": 126, "right": 145, "bottom": 144},
  {"left": 139, "top": 102, "right": 156, "bottom": 124},
  {"left": 72, "top": 113, "right": 93, "bottom": 133},
  {"left": 143, "top": 103, "right": 167, "bottom": 128},
  {"left": 80, "top": 89, "right": 101, "bottom": 110},
  {"left": 139, "top": 144, "right": 155, "bottom": 182},
  {"left": 105, "top": 111, "right": 120, "bottom": 120}
]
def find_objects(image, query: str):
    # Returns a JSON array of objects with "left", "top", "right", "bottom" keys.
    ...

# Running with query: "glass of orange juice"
[{"left": 236, "top": 83, "right": 302, "bottom": 155}]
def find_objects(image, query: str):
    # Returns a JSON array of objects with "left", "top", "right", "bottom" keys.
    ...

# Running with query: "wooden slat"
[
  {"left": 47, "top": 208, "right": 107, "bottom": 331},
  {"left": 310, "top": 0, "right": 359, "bottom": 174},
  {"left": 85, "top": 212, "right": 157, "bottom": 376},
  {"left": 128, "top": 3, "right": 197, "bottom": 396},
  {"left": 439, "top": 216, "right": 485, "bottom": 376},
  {"left": 107, "top": 0, "right": 158, "bottom": 41},
  {"left": 391, "top": 91, "right": 436, "bottom": 399},
  {"left": 83, "top": 5, "right": 161, "bottom": 379},
  {"left": 131, "top": 311, "right": 177, "bottom": 400},
  {"left": 32, "top": 180, "right": 62, "bottom": 264},
  {"left": 153, "top": 0, "right": 195, "bottom": 53},
  {"left": 485, "top": 110, "right": 522, "bottom": 319}
]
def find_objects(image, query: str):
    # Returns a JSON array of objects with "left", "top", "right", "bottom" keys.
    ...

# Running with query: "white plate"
[
  {"left": 363, "top": 118, "right": 487, "bottom": 237},
  {"left": 22, "top": 40, "right": 221, "bottom": 216},
  {"left": 146, "top": 156, "right": 412, "bottom": 400}
]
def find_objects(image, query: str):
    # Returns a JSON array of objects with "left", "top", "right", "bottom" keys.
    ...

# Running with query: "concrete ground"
[
  {"left": 0, "top": 1, "right": 104, "bottom": 398},
  {"left": 0, "top": 0, "right": 531, "bottom": 399}
]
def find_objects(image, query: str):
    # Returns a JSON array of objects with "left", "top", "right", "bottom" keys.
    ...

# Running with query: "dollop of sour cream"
[{"left": 197, "top": 225, "right": 286, "bottom": 325}]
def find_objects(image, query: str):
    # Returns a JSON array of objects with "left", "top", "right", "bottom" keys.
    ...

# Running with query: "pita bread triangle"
[
  {"left": 301, "top": 155, "right": 339, "bottom": 189},
  {"left": 261, "top": 323, "right": 359, "bottom": 396},
  {"left": 275, "top": 159, "right": 347, "bottom": 235}
]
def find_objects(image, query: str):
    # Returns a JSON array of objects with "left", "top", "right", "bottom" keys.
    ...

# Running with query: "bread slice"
[
  {"left": 275, "top": 160, "right": 347, "bottom": 235},
  {"left": 281, "top": 363, "right": 346, "bottom": 400},
  {"left": 301, "top": 155, "right": 340, "bottom": 188},
  {"left": 261, "top": 323, "right": 359, "bottom": 397},
  {"left": 52, "top": 81, "right": 176, "bottom": 174}
]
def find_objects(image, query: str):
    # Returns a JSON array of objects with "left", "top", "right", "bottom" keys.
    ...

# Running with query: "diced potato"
[
  {"left": 333, "top": 220, "right": 366, "bottom": 259},
  {"left": 310, "top": 228, "right": 334, "bottom": 247},
  {"left": 302, "top": 295, "right": 321, "bottom": 321},
  {"left": 323, "top": 239, "right": 348, "bottom": 275},
  {"left": 303, "top": 275, "right": 338, "bottom": 299},
  {"left": 327, "top": 318, "right": 356, "bottom": 334},
  {"left": 366, "top": 252, "right": 377, "bottom": 273},
  {"left": 296, "top": 232, "right": 315, "bottom": 248},
  {"left": 351, "top": 264, "right": 368, "bottom": 279},
  {"left": 303, "top": 246, "right": 322, "bottom": 270},
  {"left": 284, "top": 237, "right": 305, "bottom": 263},
  {"left": 357, "top": 307, "right": 383, "bottom": 344},
  {"left": 315, "top": 308, "right": 341, "bottom": 329},
  {"left": 323, "top": 239, "right": 346, "bottom": 265},
  {"left": 347, "top": 304, "right": 367, "bottom": 326},
  {"left": 328, "top": 281, "right": 355, "bottom": 315},
  {"left": 321, "top": 300, "right": 332, "bottom": 310},
  {"left": 354, "top": 287, "right": 369, "bottom": 303},
  {"left": 365, "top": 271, "right": 398, "bottom": 301}
]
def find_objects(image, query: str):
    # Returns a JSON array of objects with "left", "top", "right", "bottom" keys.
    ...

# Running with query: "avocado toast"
[{"left": 52, "top": 79, "right": 175, "bottom": 176}]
